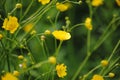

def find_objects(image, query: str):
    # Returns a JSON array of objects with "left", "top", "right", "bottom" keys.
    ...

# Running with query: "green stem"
[
  {"left": 20, "top": 0, "right": 34, "bottom": 21},
  {"left": 82, "top": 65, "right": 101, "bottom": 80},
  {"left": 72, "top": 55, "right": 90, "bottom": 80},
  {"left": 92, "top": 17, "right": 120, "bottom": 52},
  {"left": 55, "top": 11, "right": 60, "bottom": 29},
  {"left": 108, "top": 40, "right": 120, "bottom": 61},
  {"left": 6, "top": 54, "right": 10, "bottom": 72},
  {"left": 54, "top": 40, "right": 63, "bottom": 56},
  {"left": 69, "top": 23, "right": 84, "bottom": 31}
]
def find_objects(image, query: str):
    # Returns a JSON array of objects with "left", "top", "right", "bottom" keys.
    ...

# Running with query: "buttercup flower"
[
  {"left": 16, "top": 3, "right": 22, "bottom": 8},
  {"left": 52, "top": 30, "right": 71, "bottom": 41},
  {"left": 0, "top": 34, "right": 3, "bottom": 40},
  {"left": 56, "top": 2, "right": 69, "bottom": 12},
  {"left": 2, "top": 16, "right": 19, "bottom": 34},
  {"left": 44, "top": 30, "right": 51, "bottom": 35},
  {"left": 48, "top": 56, "right": 56, "bottom": 64},
  {"left": 101, "top": 60, "right": 108, "bottom": 67},
  {"left": 13, "top": 71, "right": 20, "bottom": 77},
  {"left": 56, "top": 64, "right": 67, "bottom": 78},
  {"left": 91, "top": 74, "right": 104, "bottom": 80},
  {"left": 85, "top": 17, "right": 93, "bottom": 30},
  {"left": 116, "top": 0, "right": 120, "bottom": 6},
  {"left": 92, "top": 0, "right": 103, "bottom": 7},
  {"left": 38, "top": 0, "right": 50, "bottom": 5},
  {"left": 23, "top": 23, "right": 33, "bottom": 32},
  {"left": 1, "top": 73, "right": 18, "bottom": 80},
  {"left": 109, "top": 72, "right": 115, "bottom": 78},
  {"left": 18, "top": 55, "right": 24, "bottom": 60}
]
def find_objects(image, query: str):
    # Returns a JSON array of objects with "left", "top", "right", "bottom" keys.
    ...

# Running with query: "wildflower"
[
  {"left": 30, "top": 30, "right": 36, "bottom": 34},
  {"left": 101, "top": 60, "right": 108, "bottom": 67},
  {"left": 52, "top": 30, "right": 71, "bottom": 41},
  {"left": 38, "top": 0, "right": 50, "bottom": 5},
  {"left": 48, "top": 56, "right": 56, "bottom": 64},
  {"left": 16, "top": 3, "right": 22, "bottom": 8},
  {"left": 108, "top": 72, "right": 115, "bottom": 78},
  {"left": 56, "top": 2, "right": 69, "bottom": 12},
  {"left": 40, "top": 35, "right": 46, "bottom": 41},
  {"left": 91, "top": 0, "right": 103, "bottom": 7},
  {"left": 56, "top": 64, "right": 67, "bottom": 78},
  {"left": 116, "top": 0, "right": 120, "bottom": 6},
  {"left": 1, "top": 73, "right": 18, "bottom": 80},
  {"left": 13, "top": 71, "right": 20, "bottom": 77},
  {"left": 2, "top": 16, "right": 19, "bottom": 34},
  {"left": 91, "top": 74, "right": 104, "bottom": 80},
  {"left": 18, "top": 55, "right": 24, "bottom": 60},
  {"left": 0, "top": 34, "right": 3, "bottom": 40},
  {"left": 44, "top": 30, "right": 51, "bottom": 35},
  {"left": 85, "top": 17, "right": 93, "bottom": 30},
  {"left": 23, "top": 23, "right": 33, "bottom": 32}
]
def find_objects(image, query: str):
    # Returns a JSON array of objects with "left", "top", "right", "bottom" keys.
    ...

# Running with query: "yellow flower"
[
  {"left": 0, "top": 34, "right": 3, "bottom": 40},
  {"left": 108, "top": 72, "right": 115, "bottom": 78},
  {"left": 48, "top": 56, "right": 56, "bottom": 64},
  {"left": 116, "top": 0, "right": 120, "bottom": 6},
  {"left": 38, "top": 0, "right": 50, "bottom": 5},
  {"left": 101, "top": 60, "right": 108, "bottom": 67},
  {"left": 91, "top": 74, "right": 104, "bottom": 80},
  {"left": 18, "top": 55, "right": 24, "bottom": 60},
  {"left": 23, "top": 23, "right": 33, "bottom": 32},
  {"left": 2, "top": 16, "right": 19, "bottom": 34},
  {"left": 56, "top": 64, "right": 67, "bottom": 78},
  {"left": 52, "top": 30, "right": 71, "bottom": 41},
  {"left": 13, "top": 71, "right": 20, "bottom": 77},
  {"left": 56, "top": 2, "right": 69, "bottom": 12},
  {"left": 16, "top": 3, "right": 22, "bottom": 8},
  {"left": 1, "top": 73, "right": 18, "bottom": 80},
  {"left": 85, "top": 17, "right": 93, "bottom": 30},
  {"left": 92, "top": 0, "right": 103, "bottom": 7},
  {"left": 44, "top": 30, "right": 51, "bottom": 35}
]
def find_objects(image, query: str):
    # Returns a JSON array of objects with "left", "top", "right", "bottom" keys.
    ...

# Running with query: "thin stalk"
[
  {"left": 108, "top": 40, "right": 120, "bottom": 61},
  {"left": 54, "top": 40, "right": 63, "bottom": 56},
  {"left": 55, "top": 11, "right": 60, "bottom": 29},
  {"left": 20, "top": 0, "right": 34, "bottom": 21},
  {"left": 72, "top": 55, "right": 90, "bottom": 80},
  {"left": 69, "top": 23, "right": 84, "bottom": 31},
  {"left": 82, "top": 65, "right": 101, "bottom": 80}
]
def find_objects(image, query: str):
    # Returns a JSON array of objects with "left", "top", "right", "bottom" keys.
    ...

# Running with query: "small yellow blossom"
[
  {"left": 52, "top": 30, "right": 71, "bottom": 41},
  {"left": 30, "top": 30, "right": 36, "bottom": 34},
  {"left": 13, "top": 71, "right": 20, "bottom": 77},
  {"left": 16, "top": 3, "right": 22, "bottom": 8},
  {"left": 40, "top": 35, "right": 46, "bottom": 41},
  {"left": 91, "top": 74, "right": 104, "bottom": 80},
  {"left": 2, "top": 16, "right": 19, "bottom": 34},
  {"left": 116, "top": 0, "right": 120, "bottom": 6},
  {"left": 1, "top": 73, "right": 18, "bottom": 80},
  {"left": 18, "top": 55, "right": 24, "bottom": 60},
  {"left": 23, "top": 23, "right": 33, "bottom": 32},
  {"left": 0, "top": 34, "right": 3, "bottom": 40},
  {"left": 38, "top": 0, "right": 50, "bottom": 5},
  {"left": 44, "top": 30, "right": 51, "bottom": 35},
  {"left": 56, "top": 2, "right": 69, "bottom": 12},
  {"left": 48, "top": 56, "right": 56, "bottom": 64},
  {"left": 56, "top": 64, "right": 67, "bottom": 78},
  {"left": 101, "top": 60, "right": 108, "bottom": 67},
  {"left": 85, "top": 17, "right": 93, "bottom": 30},
  {"left": 109, "top": 72, "right": 115, "bottom": 78},
  {"left": 91, "top": 0, "right": 103, "bottom": 7}
]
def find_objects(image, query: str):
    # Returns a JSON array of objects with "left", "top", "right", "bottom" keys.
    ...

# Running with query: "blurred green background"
[{"left": 0, "top": 0, "right": 120, "bottom": 80}]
